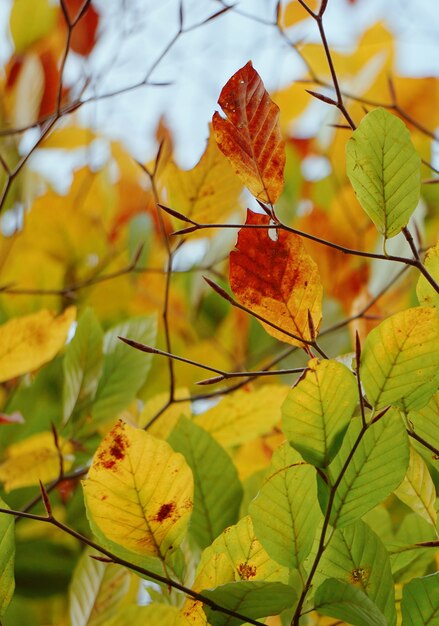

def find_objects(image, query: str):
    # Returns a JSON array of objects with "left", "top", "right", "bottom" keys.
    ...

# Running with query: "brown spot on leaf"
[
  {"left": 237, "top": 562, "right": 257, "bottom": 579},
  {"left": 154, "top": 501, "right": 176, "bottom": 522},
  {"left": 95, "top": 420, "right": 129, "bottom": 471}
]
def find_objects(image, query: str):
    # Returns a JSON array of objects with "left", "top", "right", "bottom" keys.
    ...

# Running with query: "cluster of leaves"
[{"left": 0, "top": 0, "right": 438, "bottom": 625}]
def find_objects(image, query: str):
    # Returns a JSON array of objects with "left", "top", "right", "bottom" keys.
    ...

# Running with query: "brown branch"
[{"left": 0, "top": 506, "right": 265, "bottom": 626}]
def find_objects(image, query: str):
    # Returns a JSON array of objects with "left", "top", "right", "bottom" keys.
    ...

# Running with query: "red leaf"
[
  {"left": 229, "top": 210, "right": 322, "bottom": 346},
  {"left": 212, "top": 61, "right": 285, "bottom": 205}
]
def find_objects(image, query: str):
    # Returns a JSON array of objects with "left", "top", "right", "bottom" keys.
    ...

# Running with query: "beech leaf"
[
  {"left": 212, "top": 61, "right": 285, "bottom": 204},
  {"left": 282, "top": 358, "right": 358, "bottom": 467},
  {"left": 346, "top": 108, "right": 421, "bottom": 239},
  {"left": 0, "top": 307, "right": 76, "bottom": 383},
  {"left": 83, "top": 420, "right": 193, "bottom": 559},
  {"left": 229, "top": 210, "right": 322, "bottom": 346},
  {"left": 361, "top": 307, "right": 439, "bottom": 411}
]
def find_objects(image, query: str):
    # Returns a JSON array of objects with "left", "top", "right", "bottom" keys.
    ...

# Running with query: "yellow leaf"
[
  {"left": 83, "top": 420, "right": 193, "bottom": 559},
  {"left": 394, "top": 446, "right": 437, "bottom": 528},
  {"left": 10, "top": 0, "right": 57, "bottom": 54},
  {"left": 40, "top": 126, "right": 97, "bottom": 150},
  {"left": 179, "top": 553, "right": 234, "bottom": 625},
  {"left": 0, "top": 307, "right": 76, "bottom": 382},
  {"left": 108, "top": 604, "right": 179, "bottom": 626},
  {"left": 138, "top": 388, "right": 191, "bottom": 438},
  {"left": 199, "top": 515, "right": 289, "bottom": 583},
  {"left": 195, "top": 385, "right": 289, "bottom": 447},
  {"left": 280, "top": 0, "right": 318, "bottom": 28},
  {"left": 417, "top": 242, "right": 439, "bottom": 307},
  {"left": 69, "top": 548, "right": 130, "bottom": 626},
  {"left": 163, "top": 127, "right": 244, "bottom": 236},
  {"left": 0, "top": 432, "right": 74, "bottom": 492}
]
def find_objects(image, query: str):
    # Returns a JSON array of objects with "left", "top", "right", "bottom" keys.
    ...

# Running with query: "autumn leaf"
[
  {"left": 212, "top": 61, "right": 285, "bottom": 204},
  {"left": 10, "top": 0, "right": 57, "bottom": 53},
  {"left": 229, "top": 210, "right": 322, "bottom": 346},
  {"left": 83, "top": 420, "right": 193, "bottom": 559},
  {"left": 163, "top": 126, "right": 243, "bottom": 235},
  {"left": 0, "top": 432, "right": 74, "bottom": 492},
  {"left": 63, "top": 0, "right": 99, "bottom": 56},
  {"left": 0, "top": 307, "right": 76, "bottom": 383}
]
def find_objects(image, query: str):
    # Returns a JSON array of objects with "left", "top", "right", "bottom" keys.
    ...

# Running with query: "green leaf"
[
  {"left": 346, "top": 107, "right": 421, "bottom": 239},
  {"left": 408, "top": 392, "right": 439, "bottom": 455},
  {"left": 327, "top": 410, "right": 409, "bottom": 528},
  {"left": 10, "top": 0, "right": 57, "bottom": 53},
  {"left": 314, "top": 519, "right": 396, "bottom": 625},
  {"left": 361, "top": 307, "right": 439, "bottom": 411},
  {"left": 202, "top": 581, "right": 296, "bottom": 626},
  {"left": 314, "top": 579, "right": 387, "bottom": 626},
  {"left": 391, "top": 513, "right": 437, "bottom": 583},
  {"left": 281, "top": 358, "right": 358, "bottom": 467},
  {"left": 401, "top": 573, "right": 439, "bottom": 625},
  {"left": 91, "top": 315, "right": 157, "bottom": 426},
  {"left": 0, "top": 499, "right": 15, "bottom": 617},
  {"left": 168, "top": 417, "right": 243, "bottom": 550},
  {"left": 63, "top": 308, "right": 104, "bottom": 425},
  {"left": 417, "top": 242, "right": 439, "bottom": 308},
  {"left": 69, "top": 548, "right": 130, "bottom": 626},
  {"left": 249, "top": 443, "right": 322, "bottom": 568},
  {"left": 394, "top": 445, "right": 437, "bottom": 527}
]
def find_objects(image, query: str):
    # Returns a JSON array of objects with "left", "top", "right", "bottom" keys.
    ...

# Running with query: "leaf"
[
  {"left": 195, "top": 384, "right": 289, "bottom": 447},
  {"left": 281, "top": 358, "right": 358, "bottom": 467},
  {"left": 107, "top": 604, "right": 179, "bottom": 626},
  {"left": 199, "top": 515, "right": 289, "bottom": 585},
  {"left": 229, "top": 210, "right": 322, "bottom": 346},
  {"left": 394, "top": 445, "right": 437, "bottom": 528},
  {"left": 280, "top": 0, "right": 318, "bottom": 28},
  {"left": 63, "top": 307, "right": 104, "bottom": 424},
  {"left": 0, "top": 432, "right": 74, "bottom": 492},
  {"left": 346, "top": 108, "right": 421, "bottom": 238},
  {"left": 314, "top": 579, "right": 387, "bottom": 626},
  {"left": 408, "top": 392, "right": 439, "bottom": 457},
  {"left": 249, "top": 442, "right": 322, "bottom": 568},
  {"left": 361, "top": 307, "right": 439, "bottom": 411},
  {"left": 179, "top": 552, "right": 235, "bottom": 626},
  {"left": 401, "top": 573, "right": 439, "bottom": 625},
  {"left": 163, "top": 126, "right": 243, "bottom": 234},
  {"left": 0, "top": 307, "right": 76, "bottom": 383},
  {"left": 10, "top": 0, "right": 57, "bottom": 53},
  {"left": 0, "top": 498, "right": 15, "bottom": 617},
  {"left": 202, "top": 580, "right": 296, "bottom": 626},
  {"left": 168, "top": 417, "right": 243, "bottom": 550},
  {"left": 212, "top": 61, "right": 285, "bottom": 204},
  {"left": 83, "top": 420, "right": 193, "bottom": 559},
  {"left": 417, "top": 242, "right": 439, "bottom": 307},
  {"left": 139, "top": 388, "right": 191, "bottom": 438},
  {"left": 91, "top": 315, "right": 157, "bottom": 426},
  {"left": 64, "top": 0, "right": 100, "bottom": 56},
  {"left": 327, "top": 410, "right": 409, "bottom": 528},
  {"left": 69, "top": 548, "right": 130, "bottom": 626},
  {"left": 314, "top": 519, "right": 396, "bottom": 625}
]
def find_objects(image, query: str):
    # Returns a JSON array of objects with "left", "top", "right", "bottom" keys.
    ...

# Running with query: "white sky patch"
[
  {"left": 171, "top": 239, "right": 209, "bottom": 272},
  {"left": 301, "top": 155, "right": 331, "bottom": 182}
]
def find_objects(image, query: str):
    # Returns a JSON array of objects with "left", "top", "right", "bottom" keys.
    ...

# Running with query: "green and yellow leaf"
[{"left": 83, "top": 420, "right": 193, "bottom": 559}]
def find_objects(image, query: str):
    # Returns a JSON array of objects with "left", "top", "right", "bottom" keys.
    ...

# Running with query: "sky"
[{"left": 1, "top": 0, "right": 438, "bottom": 171}]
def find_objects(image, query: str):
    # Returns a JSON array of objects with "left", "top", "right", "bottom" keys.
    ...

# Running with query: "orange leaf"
[
  {"left": 63, "top": 0, "right": 99, "bottom": 56},
  {"left": 229, "top": 210, "right": 322, "bottom": 346},
  {"left": 212, "top": 61, "right": 285, "bottom": 205}
]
